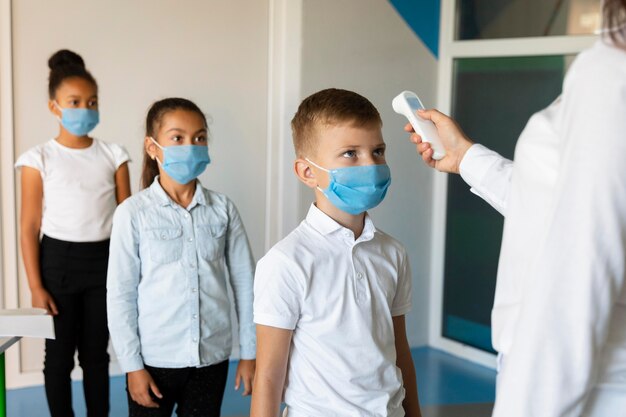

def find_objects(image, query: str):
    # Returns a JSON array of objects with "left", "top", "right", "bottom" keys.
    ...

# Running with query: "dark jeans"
[
  {"left": 40, "top": 235, "right": 110, "bottom": 417},
  {"left": 128, "top": 361, "right": 229, "bottom": 417}
]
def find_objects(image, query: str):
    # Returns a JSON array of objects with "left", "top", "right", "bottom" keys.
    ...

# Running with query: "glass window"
[
  {"left": 456, "top": 0, "right": 601, "bottom": 40},
  {"left": 442, "top": 55, "right": 572, "bottom": 352}
]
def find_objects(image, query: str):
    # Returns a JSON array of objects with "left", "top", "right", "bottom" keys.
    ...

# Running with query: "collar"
[
  {"left": 305, "top": 203, "right": 377, "bottom": 241},
  {"left": 149, "top": 176, "right": 209, "bottom": 208}
]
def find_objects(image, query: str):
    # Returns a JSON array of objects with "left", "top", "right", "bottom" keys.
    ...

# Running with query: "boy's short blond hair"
[{"left": 291, "top": 88, "right": 382, "bottom": 158}]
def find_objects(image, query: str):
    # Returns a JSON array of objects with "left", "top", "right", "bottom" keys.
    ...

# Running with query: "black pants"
[
  {"left": 40, "top": 235, "right": 110, "bottom": 417},
  {"left": 128, "top": 361, "right": 229, "bottom": 417}
]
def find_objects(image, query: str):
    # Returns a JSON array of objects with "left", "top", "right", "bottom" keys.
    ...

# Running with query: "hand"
[
  {"left": 127, "top": 369, "right": 163, "bottom": 408},
  {"left": 404, "top": 109, "right": 474, "bottom": 174},
  {"left": 235, "top": 359, "right": 256, "bottom": 396},
  {"left": 31, "top": 287, "right": 59, "bottom": 315}
]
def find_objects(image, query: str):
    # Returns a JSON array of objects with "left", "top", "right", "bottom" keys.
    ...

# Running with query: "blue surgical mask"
[
  {"left": 306, "top": 158, "right": 391, "bottom": 215},
  {"left": 54, "top": 102, "right": 99, "bottom": 136},
  {"left": 151, "top": 137, "right": 211, "bottom": 184}
]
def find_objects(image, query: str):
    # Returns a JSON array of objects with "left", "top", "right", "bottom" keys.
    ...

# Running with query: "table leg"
[{"left": 0, "top": 352, "right": 6, "bottom": 417}]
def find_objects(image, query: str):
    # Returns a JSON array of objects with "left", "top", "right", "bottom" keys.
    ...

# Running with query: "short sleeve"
[
  {"left": 391, "top": 249, "right": 412, "bottom": 317},
  {"left": 109, "top": 143, "right": 131, "bottom": 169},
  {"left": 15, "top": 145, "right": 44, "bottom": 176},
  {"left": 253, "top": 250, "right": 304, "bottom": 330}
]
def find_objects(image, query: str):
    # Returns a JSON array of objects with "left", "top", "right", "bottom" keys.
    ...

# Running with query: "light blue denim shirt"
[{"left": 107, "top": 177, "right": 256, "bottom": 373}]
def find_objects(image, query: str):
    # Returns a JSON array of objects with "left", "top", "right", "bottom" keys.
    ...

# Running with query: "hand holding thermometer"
[{"left": 392, "top": 91, "right": 446, "bottom": 160}]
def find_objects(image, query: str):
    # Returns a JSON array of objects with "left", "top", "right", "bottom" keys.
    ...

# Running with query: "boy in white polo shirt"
[{"left": 251, "top": 88, "right": 421, "bottom": 417}]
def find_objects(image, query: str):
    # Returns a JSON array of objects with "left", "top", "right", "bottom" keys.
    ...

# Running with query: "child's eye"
[
  {"left": 69, "top": 100, "right": 79, "bottom": 107},
  {"left": 171, "top": 135, "right": 183, "bottom": 142},
  {"left": 194, "top": 136, "right": 207, "bottom": 143},
  {"left": 342, "top": 150, "right": 357, "bottom": 158},
  {"left": 88, "top": 99, "right": 98, "bottom": 107},
  {"left": 373, "top": 148, "right": 385, "bottom": 157}
]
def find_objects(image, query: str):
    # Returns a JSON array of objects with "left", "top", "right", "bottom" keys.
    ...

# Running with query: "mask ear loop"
[
  {"left": 149, "top": 137, "right": 164, "bottom": 166},
  {"left": 304, "top": 158, "right": 330, "bottom": 192},
  {"left": 52, "top": 101, "right": 63, "bottom": 124},
  {"left": 304, "top": 157, "right": 330, "bottom": 173}
]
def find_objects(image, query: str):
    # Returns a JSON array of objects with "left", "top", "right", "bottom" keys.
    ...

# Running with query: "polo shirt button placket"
[{"left": 354, "top": 267, "right": 366, "bottom": 304}]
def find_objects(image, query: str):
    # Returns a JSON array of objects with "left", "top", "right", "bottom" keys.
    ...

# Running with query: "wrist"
[
  {"left": 455, "top": 139, "right": 474, "bottom": 173},
  {"left": 30, "top": 284, "right": 46, "bottom": 293}
]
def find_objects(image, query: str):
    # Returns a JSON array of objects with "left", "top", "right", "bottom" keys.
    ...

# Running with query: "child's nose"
[{"left": 360, "top": 154, "right": 377, "bottom": 166}]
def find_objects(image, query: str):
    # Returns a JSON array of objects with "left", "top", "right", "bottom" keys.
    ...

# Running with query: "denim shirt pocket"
[
  {"left": 145, "top": 226, "right": 184, "bottom": 264},
  {"left": 197, "top": 223, "right": 227, "bottom": 261}
]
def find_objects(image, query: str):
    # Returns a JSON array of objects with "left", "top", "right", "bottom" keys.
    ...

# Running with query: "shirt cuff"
[
  {"left": 117, "top": 355, "right": 144, "bottom": 373},
  {"left": 391, "top": 303, "right": 412, "bottom": 317},
  {"left": 254, "top": 313, "right": 298, "bottom": 330},
  {"left": 239, "top": 343, "right": 257, "bottom": 360},
  {"left": 459, "top": 143, "right": 500, "bottom": 190}
]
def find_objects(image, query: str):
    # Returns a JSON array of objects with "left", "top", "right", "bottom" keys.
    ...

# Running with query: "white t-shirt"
[
  {"left": 459, "top": 40, "right": 626, "bottom": 417},
  {"left": 254, "top": 204, "right": 412, "bottom": 417},
  {"left": 15, "top": 138, "right": 130, "bottom": 242}
]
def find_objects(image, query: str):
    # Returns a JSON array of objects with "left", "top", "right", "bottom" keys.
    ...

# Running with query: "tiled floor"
[
  {"left": 422, "top": 403, "right": 493, "bottom": 417},
  {"left": 7, "top": 347, "right": 496, "bottom": 416}
]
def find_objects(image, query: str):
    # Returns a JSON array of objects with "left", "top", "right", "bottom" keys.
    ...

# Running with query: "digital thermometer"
[{"left": 392, "top": 91, "right": 446, "bottom": 160}]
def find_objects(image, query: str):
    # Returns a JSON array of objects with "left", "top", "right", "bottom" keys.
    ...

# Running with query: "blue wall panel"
[{"left": 389, "top": 0, "right": 441, "bottom": 57}]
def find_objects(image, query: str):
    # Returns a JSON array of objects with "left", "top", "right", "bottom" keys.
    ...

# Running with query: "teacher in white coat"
[{"left": 407, "top": 1, "right": 626, "bottom": 416}]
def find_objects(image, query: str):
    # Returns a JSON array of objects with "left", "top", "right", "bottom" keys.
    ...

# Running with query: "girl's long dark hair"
[
  {"left": 141, "top": 98, "right": 208, "bottom": 189},
  {"left": 604, "top": 0, "right": 626, "bottom": 47}
]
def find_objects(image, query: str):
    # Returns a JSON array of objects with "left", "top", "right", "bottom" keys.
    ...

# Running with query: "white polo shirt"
[{"left": 254, "top": 204, "right": 412, "bottom": 417}]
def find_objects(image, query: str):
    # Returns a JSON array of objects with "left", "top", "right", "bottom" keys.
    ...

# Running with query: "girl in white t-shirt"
[{"left": 15, "top": 49, "right": 131, "bottom": 417}]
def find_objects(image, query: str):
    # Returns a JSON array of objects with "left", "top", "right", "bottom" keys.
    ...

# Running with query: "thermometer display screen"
[{"left": 406, "top": 96, "right": 424, "bottom": 111}]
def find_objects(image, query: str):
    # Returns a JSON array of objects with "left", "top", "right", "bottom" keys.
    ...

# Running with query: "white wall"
[
  {"left": 1, "top": 0, "right": 438, "bottom": 388},
  {"left": 5, "top": 0, "right": 271, "bottom": 387},
  {"left": 299, "top": 0, "right": 438, "bottom": 347}
]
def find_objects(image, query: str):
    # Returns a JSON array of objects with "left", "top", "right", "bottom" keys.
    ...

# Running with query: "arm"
[
  {"left": 406, "top": 111, "right": 513, "bottom": 215},
  {"left": 492, "top": 58, "right": 626, "bottom": 417},
  {"left": 106, "top": 203, "right": 161, "bottom": 407},
  {"left": 225, "top": 200, "right": 257, "bottom": 395},
  {"left": 250, "top": 325, "right": 292, "bottom": 417},
  {"left": 19, "top": 167, "right": 57, "bottom": 315},
  {"left": 114, "top": 162, "right": 131, "bottom": 204},
  {"left": 393, "top": 315, "right": 422, "bottom": 417}
]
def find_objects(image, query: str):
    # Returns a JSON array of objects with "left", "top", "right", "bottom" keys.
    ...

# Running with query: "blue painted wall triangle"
[{"left": 389, "top": 0, "right": 441, "bottom": 58}]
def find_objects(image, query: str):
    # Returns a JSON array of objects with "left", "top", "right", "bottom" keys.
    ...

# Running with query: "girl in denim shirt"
[{"left": 107, "top": 98, "right": 256, "bottom": 417}]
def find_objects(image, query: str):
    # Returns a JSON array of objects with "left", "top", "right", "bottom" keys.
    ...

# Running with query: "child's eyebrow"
[
  {"left": 165, "top": 127, "right": 186, "bottom": 133},
  {"left": 64, "top": 94, "right": 98, "bottom": 99},
  {"left": 336, "top": 142, "right": 386, "bottom": 150},
  {"left": 193, "top": 128, "right": 208, "bottom": 135}
]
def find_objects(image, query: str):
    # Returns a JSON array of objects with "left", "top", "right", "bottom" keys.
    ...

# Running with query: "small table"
[{"left": 0, "top": 337, "right": 21, "bottom": 417}]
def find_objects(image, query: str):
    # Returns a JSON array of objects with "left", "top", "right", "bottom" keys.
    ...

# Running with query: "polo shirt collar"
[
  {"left": 305, "top": 203, "right": 377, "bottom": 241},
  {"left": 149, "top": 176, "right": 209, "bottom": 208}
]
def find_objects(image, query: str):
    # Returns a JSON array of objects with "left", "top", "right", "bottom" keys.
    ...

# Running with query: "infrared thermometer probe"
[{"left": 392, "top": 91, "right": 446, "bottom": 160}]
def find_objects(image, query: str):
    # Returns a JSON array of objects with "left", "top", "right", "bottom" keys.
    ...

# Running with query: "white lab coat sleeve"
[
  {"left": 492, "top": 52, "right": 626, "bottom": 417},
  {"left": 459, "top": 144, "right": 513, "bottom": 216}
]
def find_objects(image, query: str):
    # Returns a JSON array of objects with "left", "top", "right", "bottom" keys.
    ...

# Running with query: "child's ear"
[
  {"left": 294, "top": 159, "right": 318, "bottom": 188},
  {"left": 48, "top": 100, "right": 60, "bottom": 117},
  {"left": 144, "top": 136, "right": 157, "bottom": 160}
]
